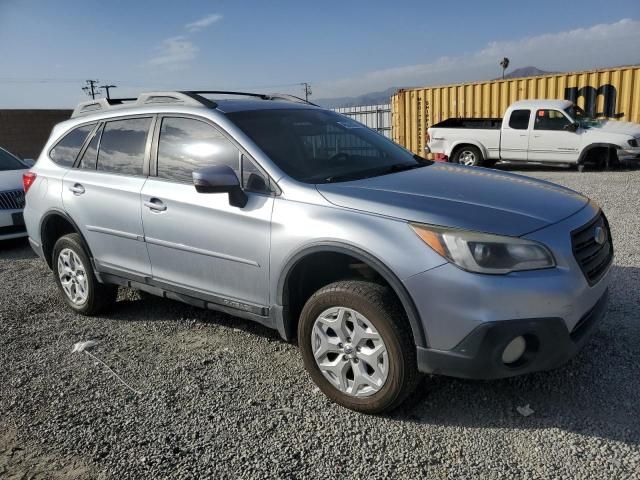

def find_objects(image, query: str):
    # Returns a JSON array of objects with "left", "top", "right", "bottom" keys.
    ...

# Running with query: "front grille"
[
  {"left": 0, "top": 189, "right": 25, "bottom": 210},
  {"left": 571, "top": 213, "right": 613, "bottom": 285}
]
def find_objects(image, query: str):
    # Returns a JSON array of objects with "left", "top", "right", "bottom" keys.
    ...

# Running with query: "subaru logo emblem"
[{"left": 594, "top": 226, "right": 607, "bottom": 245}]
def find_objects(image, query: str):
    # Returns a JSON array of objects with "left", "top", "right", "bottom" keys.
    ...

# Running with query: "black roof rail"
[{"left": 183, "top": 90, "right": 318, "bottom": 106}]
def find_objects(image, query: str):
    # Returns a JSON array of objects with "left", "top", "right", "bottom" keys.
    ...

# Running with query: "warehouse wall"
[
  {"left": 392, "top": 65, "right": 640, "bottom": 155},
  {"left": 0, "top": 110, "right": 72, "bottom": 160}
]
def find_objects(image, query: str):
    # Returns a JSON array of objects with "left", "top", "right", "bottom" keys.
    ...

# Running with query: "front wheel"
[
  {"left": 298, "top": 280, "right": 420, "bottom": 413},
  {"left": 453, "top": 145, "right": 483, "bottom": 166},
  {"left": 52, "top": 233, "right": 117, "bottom": 315}
]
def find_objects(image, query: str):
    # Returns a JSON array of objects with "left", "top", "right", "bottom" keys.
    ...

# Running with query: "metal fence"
[{"left": 332, "top": 104, "right": 392, "bottom": 138}]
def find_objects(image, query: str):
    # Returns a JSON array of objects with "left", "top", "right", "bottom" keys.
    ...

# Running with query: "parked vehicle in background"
[
  {"left": 427, "top": 100, "right": 640, "bottom": 170},
  {"left": 0, "top": 147, "right": 30, "bottom": 240},
  {"left": 24, "top": 91, "right": 612, "bottom": 413}
]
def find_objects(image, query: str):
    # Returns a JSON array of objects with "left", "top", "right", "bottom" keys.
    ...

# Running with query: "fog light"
[{"left": 502, "top": 336, "right": 526, "bottom": 364}]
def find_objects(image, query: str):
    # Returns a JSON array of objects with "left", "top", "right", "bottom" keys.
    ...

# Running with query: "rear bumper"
[{"left": 416, "top": 289, "right": 608, "bottom": 379}]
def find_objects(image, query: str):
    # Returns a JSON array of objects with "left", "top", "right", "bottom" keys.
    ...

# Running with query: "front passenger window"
[
  {"left": 534, "top": 110, "right": 571, "bottom": 131},
  {"left": 157, "top": 117, "right": 240, "bottom": 183}
]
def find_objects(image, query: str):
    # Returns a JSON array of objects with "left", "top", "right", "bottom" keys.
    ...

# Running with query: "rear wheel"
[
  {"left": 453, "top": 145, "right": 483, "bottom": 166},
  {"left": 52, "top": 233, "right": 117, "bottom": 315},
  {"left": 298, "top": 280, "right": 420, "bottom": 413}
]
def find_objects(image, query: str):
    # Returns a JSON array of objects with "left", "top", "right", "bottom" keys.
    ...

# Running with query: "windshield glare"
[
  {"left": 564, "top": 105, "right": 599, "bottom": 128},
  {"left": 0, "top": 148, "right": 25, "bottom": 171},
  {"left": 227, "top": 109, "right": 429, "bottom": 183}
]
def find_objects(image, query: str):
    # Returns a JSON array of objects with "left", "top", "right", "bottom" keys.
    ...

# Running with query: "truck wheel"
[
  {"left": 298, "top": 280, "right": 420, "bottom": 414},
  {"left": 453, "top": 145, "right": 483, "bottom": 166},
  {"left": 52, "top": 233, "right": 117, "bottom": 315}
]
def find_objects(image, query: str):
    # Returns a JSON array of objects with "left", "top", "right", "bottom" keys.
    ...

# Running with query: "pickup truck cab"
[{"left": 427, "top": 99, "right": 640, "bottom": 170}]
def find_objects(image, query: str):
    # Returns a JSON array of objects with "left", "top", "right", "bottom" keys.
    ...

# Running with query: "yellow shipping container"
[{"left": 391, "top": 65, "right": 640, "bottom": 155}]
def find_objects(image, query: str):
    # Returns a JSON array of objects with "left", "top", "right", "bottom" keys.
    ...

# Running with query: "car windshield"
[
  {"left": 564, "top": 105, "right": 600, "bottom": 128},
  {"left": 0, "top": 148, "right": 25, "bottom": 171},
  {"left": 226, "top": 108, "right": 430, "bottom": 183}
]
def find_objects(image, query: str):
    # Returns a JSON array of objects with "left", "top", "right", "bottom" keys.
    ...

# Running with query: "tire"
[
  {"left": 298, "top": 280, "right": 421, "bottom": 414},
  {"left": 52, "top": 233, "right": 117, "bottom": 315},
  {"left": 453, "top": 145, "right": 483, "bottom": 167}
]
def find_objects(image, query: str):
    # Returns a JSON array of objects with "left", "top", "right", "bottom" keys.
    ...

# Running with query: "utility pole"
[
  {"left": 301, "top": 82, "right": 312, "bottom": 102},
  {"left": 82, "top": 79, "right": 100, "bottom": 99},
  {"left": 100, "top": 84, "right": 117, "bottom": 100}
]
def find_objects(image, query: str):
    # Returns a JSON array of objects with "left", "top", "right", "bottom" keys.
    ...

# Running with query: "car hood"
[
  {"left": 0, "top": 169, "right": 26, "bottom": 191},
  {"left": 316, "top": 164, "right": 589, "bottom": 236},
  {"left": 584, "top": 120, "right": 640, "bottom": 138}
]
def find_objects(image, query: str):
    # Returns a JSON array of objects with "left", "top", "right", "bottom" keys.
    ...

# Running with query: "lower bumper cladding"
[{"left": 416, "top": 289, "right": 608, "bottom": 379}]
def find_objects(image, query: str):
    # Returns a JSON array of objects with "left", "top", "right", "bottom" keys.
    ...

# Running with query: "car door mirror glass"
[
  {"left": 192, "top": 165, "right": 248, "bottom": 208},
  {"left": 563, "top": 122, "right": 578, "bottom": 132}
]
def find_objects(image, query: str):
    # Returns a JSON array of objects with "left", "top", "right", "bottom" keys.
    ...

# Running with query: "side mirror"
[
  {"left": 192, "top": 165, "right": 248, "bottom": 208},
  {"left": 23, "top": 158, "right": 36, "bottom": 167},
  {"left": 564, "top": 122, "right": 578, "bottom": 132}
]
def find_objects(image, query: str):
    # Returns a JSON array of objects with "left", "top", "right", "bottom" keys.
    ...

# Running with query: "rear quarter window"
[
  {"left": 508, "top": 110, "right": 531, "bottom": 130},
  {"left": 49, "top": 123, "right": 96, "bottom": 167}
]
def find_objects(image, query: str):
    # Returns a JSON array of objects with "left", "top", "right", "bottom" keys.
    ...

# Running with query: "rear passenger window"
[
  {"left": 49, "top": 123, "right": 96, "bottom": 167},
  {"left": 157, "top": 117, "right": 240, "bottom": 183},
  {"left": 97, "top": 118, "right": 151, "bottom": 176},
  {"left": 508, "top": 110, "right": 530, "bottom": 130}
]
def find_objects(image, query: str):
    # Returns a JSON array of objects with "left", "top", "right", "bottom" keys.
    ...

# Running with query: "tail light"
[
  {"left": 433, "top": 153, "right": 449, "bottom": 162},
  {"left": 23, "top": 171, "right": 37, "bottom": 193}
]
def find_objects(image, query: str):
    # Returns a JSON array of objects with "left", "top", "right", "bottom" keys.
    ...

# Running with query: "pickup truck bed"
[{"left": 432, "top": 118, "right": 502, "bottom": 130}]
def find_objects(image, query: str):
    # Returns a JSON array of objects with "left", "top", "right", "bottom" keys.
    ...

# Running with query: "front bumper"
[
  {"left": 617, "top": 147, "right": 640, "bottom": 161},
  {"left": 416, "top": 289, "right": 608, "bottom": 379},
  {"left": 0, "top": 209, "right": 27, "bottom": 240}
]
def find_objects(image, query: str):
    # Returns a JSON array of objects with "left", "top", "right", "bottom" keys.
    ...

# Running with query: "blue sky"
[{"left": 0, "top": 0, "right": 638, "bottom": 107}]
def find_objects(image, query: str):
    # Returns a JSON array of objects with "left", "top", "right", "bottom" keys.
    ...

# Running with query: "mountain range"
[{"left": 315, "top": 66, "right": 553, "bottom": 108}]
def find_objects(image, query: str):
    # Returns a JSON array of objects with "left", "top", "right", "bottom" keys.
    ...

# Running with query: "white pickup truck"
[{"left": 427, "top": 99, "right": 640, "bottom": 170}]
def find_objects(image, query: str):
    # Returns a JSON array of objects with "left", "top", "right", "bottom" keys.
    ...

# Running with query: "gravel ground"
[{"left": 1, "top": 165, "right": 639, "bottom": 479}]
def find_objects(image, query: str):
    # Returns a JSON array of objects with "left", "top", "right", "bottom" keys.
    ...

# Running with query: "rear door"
[
  {"left": 140, "top": 115, "right": 274, "bottom": 309},
  {"left": 62, "top": 116, "right": 154, "bottom": 278},
  {"left": 528, "top": 109, "right": 581, "bottom": 163},
  {"left": 499, "top": 109, "right": 531, "bottom": 160}
]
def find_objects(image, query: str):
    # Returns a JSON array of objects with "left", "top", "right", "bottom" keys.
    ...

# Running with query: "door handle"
[
  {"left": 144, "top": 198, "right": 167, "bottom": 212},
  {"left": 68, "top": 184, "right": 85, "bottom": 195}
]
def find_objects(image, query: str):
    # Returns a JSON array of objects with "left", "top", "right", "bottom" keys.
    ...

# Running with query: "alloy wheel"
[
  {"left": 310, "top": 306, "right": 389, "bottom": 397},
  {"left": 57, "top": 248, "right": 89, "bottom": 305}
]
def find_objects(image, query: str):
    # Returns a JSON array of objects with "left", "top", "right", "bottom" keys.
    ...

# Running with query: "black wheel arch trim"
[
  {"left": 39, "top": 208, "right": 94, "bottom": 268},
  {"left": 578, "top": 143, "right": 620, "bottom": 164},
  {"left": 276, "top": 242, "right": 428, "bottom": 348}
]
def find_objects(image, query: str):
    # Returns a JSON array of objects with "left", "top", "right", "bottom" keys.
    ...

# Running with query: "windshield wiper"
[{"left": 316, "top": 162, "right": 427, "bottom": 184}]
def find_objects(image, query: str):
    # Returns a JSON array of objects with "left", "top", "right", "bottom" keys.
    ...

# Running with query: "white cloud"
[
  {"left": 186, "top": 13, "right": 223, "bottom": 32},
  {"left": 315, "top": 19, "right": 640, "bottom": 98},
  {"left": 148, "top": 36, "right": 198, "bottom": 68}
]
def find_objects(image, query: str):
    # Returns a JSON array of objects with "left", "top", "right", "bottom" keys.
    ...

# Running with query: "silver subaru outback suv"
[{"left": 23, "top": 91, "right": 612, "bottom": 413}]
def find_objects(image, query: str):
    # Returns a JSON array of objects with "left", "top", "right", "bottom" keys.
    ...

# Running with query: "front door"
[
  {"left": 140, "top": 116, "right": 273, "bottom": 309},
  {"left": 528, "top": 109, "right": 581, "bottom": 163},
  {"left": 62, "top": 116, "right": 153, "bottom": 277}
]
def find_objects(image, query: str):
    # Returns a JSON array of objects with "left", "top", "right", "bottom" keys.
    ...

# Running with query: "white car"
[
  {"left": 427, "top": 99, "right": 640, "bottom": 170},
  {"left": 0, "top": 147, "right": 30, "bottom": 240}
]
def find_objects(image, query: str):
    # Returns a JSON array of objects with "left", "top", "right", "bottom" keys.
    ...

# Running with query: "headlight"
[
  {"left": 410, "top": 223, "right": 555, "bottom": 274},
  {"left": 628, "top": 139, "right": 638, "bottom": 148}
]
